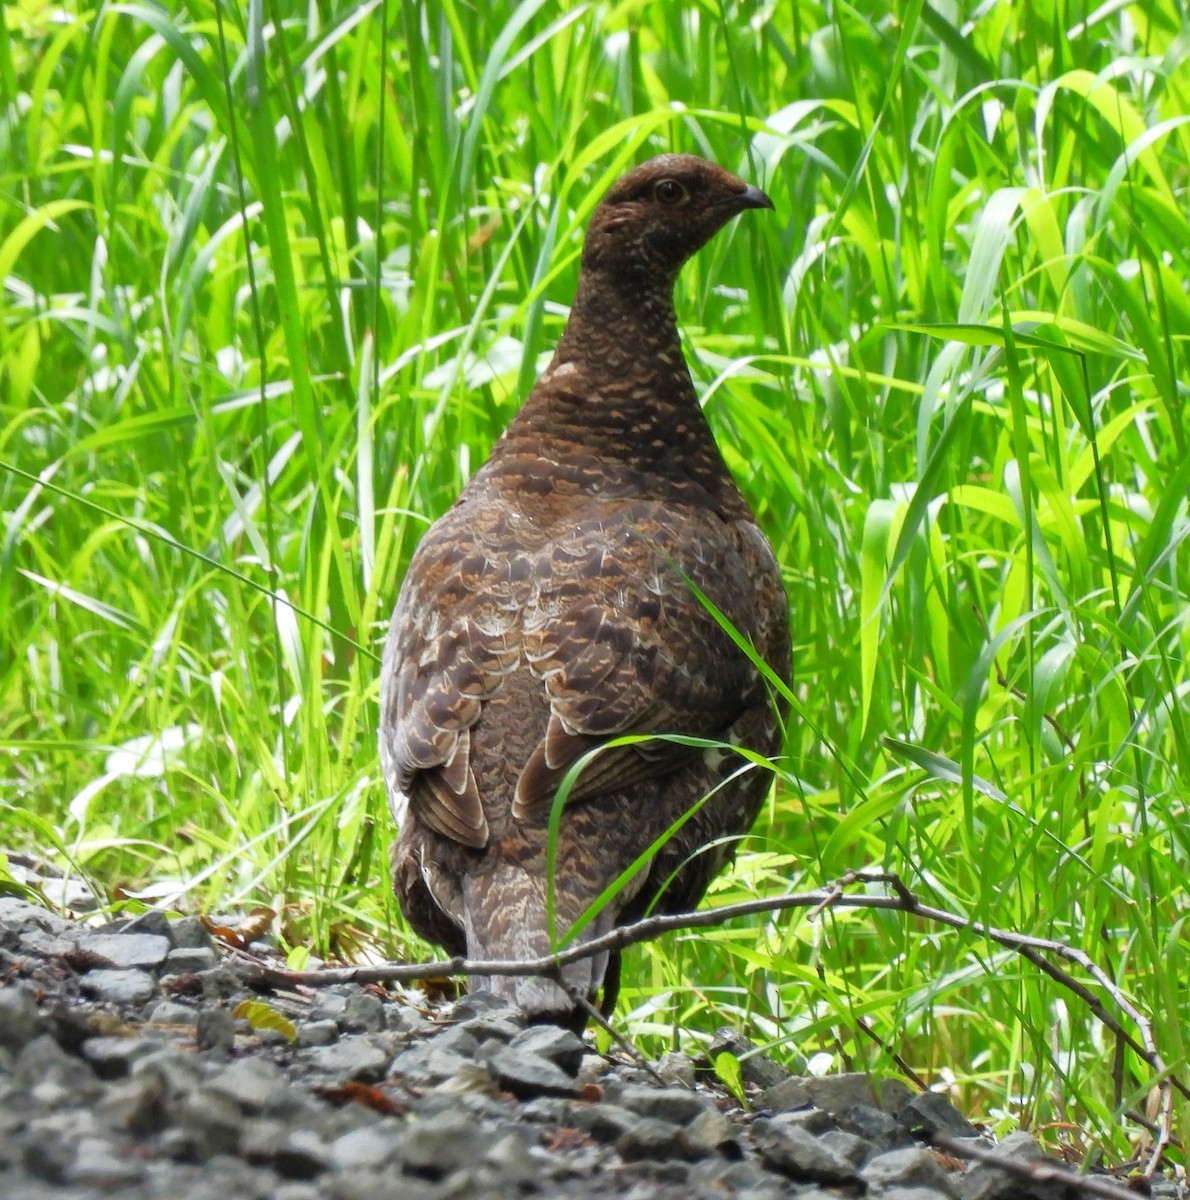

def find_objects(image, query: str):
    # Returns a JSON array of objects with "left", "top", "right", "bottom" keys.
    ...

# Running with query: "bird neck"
[
  {"left": 489, "top": 266, "right": 746, "bottom": 513},
  {"left": 551, "top": 266, "right": 684, "bottom": 377}
]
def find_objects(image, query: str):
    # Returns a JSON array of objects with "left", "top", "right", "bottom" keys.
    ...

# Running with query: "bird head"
[{"left": 580, "top": 154, "right": 773, "bottom": 283}]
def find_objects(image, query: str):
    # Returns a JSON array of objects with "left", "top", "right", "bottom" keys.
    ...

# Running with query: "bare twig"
[
  {"left": 228, "top": 869, "right": 1184, "bottom": 1158},
  {"left": 930, "top": 1132, "right": 1145, "bottom": 1200}
]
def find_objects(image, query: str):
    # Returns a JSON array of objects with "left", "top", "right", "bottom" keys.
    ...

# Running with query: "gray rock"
[
  {"left": 384, "top": 1004, "right": 429, "bottom": 1035},
  {"left": 390, "top": 1041, "right": 475, "bottom": 1088},
  {"left": 167, "top": 946, "right": 220, "bottom": 973},
  {"left": 569, "top": 1100, "right": 639, "bottom": 1142},
  {"left": 131, "top": 1046, "right": 208, "bottom": 1097},
  {"left": 80, "top": 967, "right": 156, "bottom": 1005},
  {"left": 751, "top": 1119, "right": 862, "bottom": 1186},
  {"left": 274, "top": 1129, "right": 331, "bottom": 1179},
  {"left": 167, "top": 915, "right": 216, "bottom": 950},
  {"left": 173, "top": 1088, "right": 243, "bottom": 1156},
  {"left": 450, "top": 990, "right": 521, "bottom": 1022},
  {"left": 487, "top": 1044, "right": 578, "bottom": 1097},
  {"left": 101, "top": 1070, "right": 167, "bottom": 1134},
  {"left": 455, "top": 1014, "right": 522, "bottom": 1043},
  {"left": 65, "top": 1136, "right": 145, "bottom": 1188},
  {"left": 900, "top": 1090, "right": 980, "bottom": 1138},
  {"left": 196, "top": 1004, "right": 236, "bottom": 1053},
  {"left": 819, "top": 1128, "right": 875, "bottom": 1166},
  {"left": 81, "top": 1034, "right": 163, "bottom": 1078},
  {"left": 606, "top": 1082, "right": 711, "bottom": 1124},
  {"left": 707, "top": 1028, "right": 792, "bottom": 1089},
  {"left": 330, "top": 1125, "right": 403, "bottom": 1171},
  {"left": 148, "top": 999, "right": 200, "bottom": 1025},
  {"left": 657, "top": 1051, "right": 698, "bottom": 1088},
  {"left": 118, "top": 910, "right": 174, "bottom": 940},
  {"left": 757, "top": 1075, "right": 812, "bottom": 1111},
  {"left": 770, "top": 1105, "right": 836, "bottom": 1135},
  {"left": 616, "top": 1116, "right": 696, "bottom": 1162},
  {"left": 17, "top": 1034, "right": 104, "bottom": 1105},
  {"left": 507, "top": 1024, "right": 586, "bottom": 1074},
  {"left": 79, "top": 931, "right": 171, "bottom": 970},
  {"left": 297, "top": 1018, "right": 340, "bottom": 1046},
  {"left": 19, "top": 926, "right": 76, "bottom": 957},
  {"left": 685, "top": 1107, "right": 740, "bottom": 1158},
  {"left": 400, "top": 1109, "right": 485, "bottom": 1178},
  {"left": 958, "top": 1133, "right": 1059, "bottom": 1200},
  {"left": 0, "top": 984, "right": 41, "bottom": 1052},
  {"left": 483, "top": 1129, "right": 538, "bottom": 1185},
  {"left": 207, "top": 1058, "right": 287, "bottom": 1111},
  {"left": 342, "top": 991, "right": 384, "bottom": 1032},
  {"left": 308, "top": 989, "right": 350, "bottom": 1023},
  {"left": 840, "top": 1102, "right": 910, "bottom": 1149},
  {"left": 428, "top": 1021, "right": 481, "bottom": 1056},
  {"left": 197, "top": 965, "right": 242, "bottom": 1000},
  {"left": 305, "top": 1034, "right": 390, "bottom": 1082},
  {"left": 862, "top": 1146, "right": 960, "bottom": 1196},
  {"left": 804, "top": 1072, "right": 914, "bottom": 1116},
  {"left": 0, "top": 896, "right": 75, "bottom": 935}
]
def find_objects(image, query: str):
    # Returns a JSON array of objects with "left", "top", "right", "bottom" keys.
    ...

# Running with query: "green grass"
[{"left": 3, "top": 0, "right": 1189, "bottom": 1167}]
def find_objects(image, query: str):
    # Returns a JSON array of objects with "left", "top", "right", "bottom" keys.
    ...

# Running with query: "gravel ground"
[{"left": 0, "top": 894, "right": 1178, "bottom": 1200}]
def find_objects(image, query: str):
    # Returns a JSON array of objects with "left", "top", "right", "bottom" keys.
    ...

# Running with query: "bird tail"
[{"left": 461, "top": 867, "right": 612, "bottom": 1023}]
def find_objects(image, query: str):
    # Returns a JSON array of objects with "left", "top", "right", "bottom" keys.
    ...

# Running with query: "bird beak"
[{"left": 735, "top": 184, "right": 774, "bottom": 211}]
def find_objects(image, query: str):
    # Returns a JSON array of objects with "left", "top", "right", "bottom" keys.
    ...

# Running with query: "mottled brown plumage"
[{"left": 380, "top": 154, "right": 791, "bottom": 1025}]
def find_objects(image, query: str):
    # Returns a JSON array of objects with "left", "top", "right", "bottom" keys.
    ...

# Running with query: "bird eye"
[{"left": 654, "top": 178, "right": 687, "bottom": 205}]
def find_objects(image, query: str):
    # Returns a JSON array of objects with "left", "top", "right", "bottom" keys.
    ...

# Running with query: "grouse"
[{"left": 380, "top": 154, "right": 791, "bottom": 1026}]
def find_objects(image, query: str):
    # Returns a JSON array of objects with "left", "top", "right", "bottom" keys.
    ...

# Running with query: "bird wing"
[
  {"left": 513, "top": 502, "right": 772, "bottom": 819},
  {"left": 380, "top": 496, "right": 779, "bottom": 845},
  {"left": 378, "top": 501, "right": 524, "bottom": 849}
]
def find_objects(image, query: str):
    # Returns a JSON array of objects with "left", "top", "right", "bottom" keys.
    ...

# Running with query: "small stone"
[
  {"left": 450, "top": 990, "right": 520, "bottom": 1021},
  {"left": 804, "top": 1073, "right": 914, "bottom": 1116},
  {"left": 207, "top": 1058, "right": 286, "bottom": 1111},
  {"left": 297, "top": 1019, "right": 340, "bottom": 1047},
  {"left": 605, "top": 1082, "right": 711, "bottom": 1124},
  {"left": 385, "top": 1005, "right": 428, "bottom": 1035},
  {"left": 0, "top": 984, "right": 41, "bottom": 1052},
  {"left": 79, "top": 931, "right": 171, "bottom": 970},
  {"left": 456, "top": 1014, "right": 522, "bottom": 1043},
  {"left": 616, "top": 1116, "right": 694, "bottom": 1162},
  {"left": 197, "top": 1005, "right": 236, "bottom": 1053},
  {"left": 707, "top": 1028, "right": 791, "bottom": 1089},
  {"left": 173, "top": 1088, "right": 243, "bottom": 1156},
  {"left": 900, "top": 1090, "right": 980, "bottom": 1138},
  {"left": 102, "top": 1071, "right": 167, "bottom": 1134},
  {"left": 20, "top": 927, "right": 76, "bottom": 957},
  {"left": 751, "top": 1120, "right": 862, "bottom": 1187},
  {"left": 569, "top": 1101, "right": 638, "bottom": 1142},
  {"left": 148, "top": 999, "right": 199, "bottom": 1025},
  {"left": 429, "top": 1022, "right": 481, "bottom": 1056},
  {"left": 168, "top": 915, "right": 216, "bottom": 950},
  {"left": 862, "top": 1146, "right": 961, "bottom": 1196},
  {"left": 819, "top": 1128, "right": 874, "bottom": 1166},
  {"left": 331, "top": 1125, "right": 402, "bottom": 1171},
  {"left": 342, "top": 991, "right": 384, "bottom": 1032},
  {"left": 167, "top": 946, "right": 220, "bottom": 973},
  {"left": 958, "top": 1133, "right": 1057, "bottom": 1200},
  {"left": 308, "top": 990, "right": 350, "bottom": 1024},
  {"left": 390, "top": 1042, "right": 474, "bottom": 1088},
  {"left": 487, "top": 1044, "right": 578, "bottom": 1098},
  {"left": 305, "top": 1034, "right": 390, "bottom": 1082},
  {"left": 81, "top": 1035, "right": 162, "bottom": 1078},
  {"left": 80, "top": 967, "right": 156, "bottom": 1005},
  {"left": 197, "top": 965, "right": 242, "bottom": 1000},
  {"left": 840, "top": 1102, "right": 909, "bottom": 1149},
  {"left": 686, "top": 1107, "right": 740, "bottom": 1158},
  {"left": 400, "top": 1110, "right": 484, "bottom": 1179},
  {"left": 770, "top": 1106, "right": 836, "bottom": 1135},
  {"left": 119, "top": 910, "right": 173, "bottom": 940},
  {"left": 65, "top": 1135, "right": 145, "bottom": 1188},
  {"left": 483, "top": 1130, "right": 538, "bottom": 1185},
  {"left": 657, "top": 1051, "right": 697, "bottom": 1088},
  {"left": 757, "top": 1076, "right": 812, "bottom": 1111},
  {"left": 507, "top": 1024, "right": 586, "bottom": 1074},
  {"left": 131, "top": 1046, "right": 208, "bottom": 1097},
  {"left": 275, "top": 1129, "right": 331, "bottom": 1179}
]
